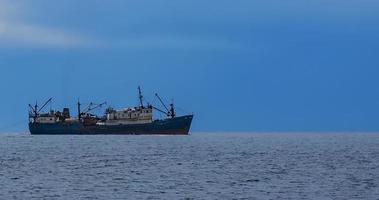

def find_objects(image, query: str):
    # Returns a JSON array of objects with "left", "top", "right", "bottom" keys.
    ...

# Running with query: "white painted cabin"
[{"left": 105, "top": 106, "right": 153, "bottom": 125}]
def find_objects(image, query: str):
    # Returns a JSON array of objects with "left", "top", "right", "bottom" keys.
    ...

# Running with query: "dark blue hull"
[{"left": 29, "top": 115, "right": 193, "bottom": 135}]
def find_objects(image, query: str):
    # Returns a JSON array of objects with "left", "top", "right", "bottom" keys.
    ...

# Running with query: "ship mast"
[
  {"left": 138, "top": 86, "right": 144, "bottom": 108},
  {"left": 28, "top": 102, "right": 38, "bottom": 122},
  {"left": 170, "top": 102, "right": 176, "bottom": 118},
  {"left": 28, "top": 98, "right": 52, "bottom": 123},
  {"left": 77, "top": 100, "right": 81, "bottom": 120}
]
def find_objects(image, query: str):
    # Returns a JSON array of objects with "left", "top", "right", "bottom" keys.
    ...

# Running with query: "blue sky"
[{"left": 0, "top": 0, "right": 378, "bottom": 132}]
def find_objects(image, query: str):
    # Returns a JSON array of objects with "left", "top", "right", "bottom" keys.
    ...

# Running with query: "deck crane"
[
  {"left": 28, "top": 98, "right": 52, "bottom": 122},
  {"left": 153, "top": 93, "right": 175, "bottom": 118},
  {"left": 79, "top": 101, "right": 107, "bottom": 118}
]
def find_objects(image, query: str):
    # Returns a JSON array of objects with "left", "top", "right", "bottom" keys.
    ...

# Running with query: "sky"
[{"left": 0, "top": 0, "right": 378, "bottom": 132}]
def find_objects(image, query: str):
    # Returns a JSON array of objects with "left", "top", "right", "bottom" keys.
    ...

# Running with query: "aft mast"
[
  {"left": 138, "top": 86, "right": 144, "bottom": 108},
  {"left": 77, "top": 100, "right": 81, "bottom": 120}
]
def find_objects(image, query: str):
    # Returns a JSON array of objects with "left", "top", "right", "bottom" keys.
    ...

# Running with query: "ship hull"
[{"left": 29, "top": 115, "right": 193, "bottom": 135}]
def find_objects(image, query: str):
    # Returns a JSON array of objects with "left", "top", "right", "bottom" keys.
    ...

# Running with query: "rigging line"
[{"left": 175, "top": 106, "right": 188, "bottom": 114}]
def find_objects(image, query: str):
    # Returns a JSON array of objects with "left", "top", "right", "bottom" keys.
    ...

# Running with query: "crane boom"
[
  {"left": 81, "top": 102, "right": 107, "bottom": 115},
  {"left": 82, "top": 103, "right": 94, "bottom": 114},
  {"left": 155, "top": 93, "right": 169, "bottom": 112},
  {"left": 37, "top": 98, "right": 52, "bottom": 113},
  {"left": 88, "top": 102, "right": 107, "bottom": 112}
]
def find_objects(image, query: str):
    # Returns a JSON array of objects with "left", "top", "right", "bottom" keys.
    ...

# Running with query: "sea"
[{"left": 0, "top": 132, "right": 378, "bottom": 200}]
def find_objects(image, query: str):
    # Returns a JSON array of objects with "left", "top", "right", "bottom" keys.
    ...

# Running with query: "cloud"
[
  {"left": 110, "top": 35, "right": 240, "bottom": 50},
  {"left": 0, "top": 22, "right": 95, "bottom": 48},
  {"left": 0, "top": 1, "right": 94, "bottom": 48},
  {"left": 0, "top": 1, "right": 238, "bottom": 50}
]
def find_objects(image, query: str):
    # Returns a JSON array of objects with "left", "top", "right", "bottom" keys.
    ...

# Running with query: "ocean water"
[{"left": 0, "top": 133, "right": 378, "bottom": 200}]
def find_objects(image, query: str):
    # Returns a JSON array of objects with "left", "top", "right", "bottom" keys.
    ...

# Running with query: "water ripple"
[{"left": 0, "top": 133, "right": 378, "bottom": 199}]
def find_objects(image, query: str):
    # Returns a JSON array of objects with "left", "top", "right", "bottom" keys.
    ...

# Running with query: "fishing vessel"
[{"left": 28, "top": 87, "right": 193, "bottom": 135}]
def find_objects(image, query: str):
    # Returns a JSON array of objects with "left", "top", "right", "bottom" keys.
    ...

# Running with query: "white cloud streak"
[
  {"left": 0, "top": 1, "right": 93, "bottom": 48},
  {"left": 0, "top": 22, "right": 93, "bottom": 48},
  {"left": 0, "top": 1, "right": 238, "bottom": 50},
  {"left": 111, "top": 35, "right": 240, "bottom": 50}
]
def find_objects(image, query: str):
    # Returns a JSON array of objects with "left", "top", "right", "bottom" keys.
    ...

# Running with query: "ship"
[{"left": 28, "top": 87, "right": 193, "bottom": 135}]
